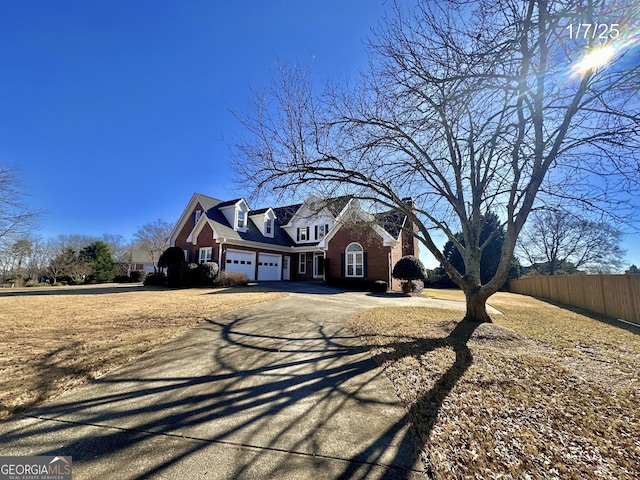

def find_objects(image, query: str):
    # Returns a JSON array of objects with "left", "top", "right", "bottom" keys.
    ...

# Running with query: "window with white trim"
[
  {"left": 317, "top": 224, "right": 329, "bottom": 239},
  {"left": 299, "top": 253, "right": 306, "bottom": 274},
  {"left": 199, "top": 247, "right": 213, "bottom": 264},
  {"left": 194, "top": 210, "right": 203, "bottom": 225},
  {"left": 237, "top": 210, "right": 246, "bottom": 230},
  {"left": 345, "top": 243, "right": 364, "bottom": 277},
  {"left": 265, "top": 218, "right": 274, "bottom": 236}
]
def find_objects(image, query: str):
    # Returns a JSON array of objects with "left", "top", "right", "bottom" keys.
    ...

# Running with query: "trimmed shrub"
[
  {"left": 158, "top": 247, "right": 186, "bottom": 269},
  {"left": 181, "top": 263, "right": 200, "bottom": 287},
  {"left": 144, "top": 272, "right": 166, "bottom": 286},
  {"left": 114, "top": 275, "right": 133, "bottom": 283},
  {"left": 373, "top": 280, "right": 388, "bottom": 292},
  {"left": 130, "top": 270, "right": 148, "bottom": 283},
  {"left": 214, "top": 271, "right": 249, "bottom": 287},
  {"left": 198, "top": 262, "right": 219, "bottom": 285},
  {"left": 393, "top": 255, "right": 426, "bottom": 294},
  {"left": 393, "top": 255, "right": 426, "bottom": 281},
  {"left": 167, "top": 263, "right": 183, "bottom": 287}
]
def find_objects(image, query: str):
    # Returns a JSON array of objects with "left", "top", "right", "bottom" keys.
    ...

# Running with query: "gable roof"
[{"left": 194, "top": 193, "right": 224, "bottom": 211}]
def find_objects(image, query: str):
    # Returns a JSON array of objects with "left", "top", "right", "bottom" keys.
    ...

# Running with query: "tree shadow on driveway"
[{"left": 0, "top": 305, "right": 423, "bottom": 479}]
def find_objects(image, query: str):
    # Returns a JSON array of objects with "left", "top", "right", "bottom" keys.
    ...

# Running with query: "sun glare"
[{"left": 573, "top": 45, "right": 616, "bottom": 74}]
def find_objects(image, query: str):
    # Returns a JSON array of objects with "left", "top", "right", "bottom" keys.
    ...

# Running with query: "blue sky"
[{"left": 0, "top": 0, "right": 638, "bottom": 268}]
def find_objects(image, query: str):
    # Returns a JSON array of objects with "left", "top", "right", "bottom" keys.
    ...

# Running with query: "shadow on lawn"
[
  {"left": 0, "top": 284, "right": 150, "bottom": 297},
  {"left": 370, "top": 319, "right": 480, "bottom": 477},
  {"left": 0, "top": 307, "right": 421, "bottom": 479}
]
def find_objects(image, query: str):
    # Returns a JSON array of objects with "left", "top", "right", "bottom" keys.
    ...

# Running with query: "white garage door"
[
  {"left": 258, "top": 253, "right": 281, "bottom": 281},
  {"left": 225, "top": 250, "right": 256, "bottom": 281}
]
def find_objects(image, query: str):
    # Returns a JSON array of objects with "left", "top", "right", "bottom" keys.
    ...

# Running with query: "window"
[
  {"left": 199, "top": 247, "right": 212, "bottom": 264},
  {"left": 194, "top": 210, "right": 203, "bottom": 225},
  {"left": 265, "top": 218, "right": 274, "bottom": 236},
  {"left": 317, "top": 224, "right": 329, "bottom": 239},
  {"left": 299, "top": 253, "right": 306, "bottom": 274},
  {"left": 297, "top": 227, "right": 309, "bottom": 242},
  {"left": 237, "top": 210, "right": 246, "bottom": 229},
  {"left": 184, "top": 250, "right": 190, "bottom": 262},
  {"left": 345, "top": 243, "right": 364, "bottom": 277}
]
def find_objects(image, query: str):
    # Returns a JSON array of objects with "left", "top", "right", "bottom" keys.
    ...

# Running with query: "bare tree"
[
  {"left": 133, "top": 219, "right": 173, "bottom": 273},
  {"left": 518, "top": 209, "right": 625, "bottom": 274},
  {"left": 233, "top": 0, "right": 640, "bottom": 322},
  {"left": 0, "top": 164, "right": 40, "bottom": 241}
]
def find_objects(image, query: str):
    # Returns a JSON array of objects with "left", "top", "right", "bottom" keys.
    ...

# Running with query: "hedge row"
[{"left": 143, "top": 262, "right": 248, "bottom": 288}]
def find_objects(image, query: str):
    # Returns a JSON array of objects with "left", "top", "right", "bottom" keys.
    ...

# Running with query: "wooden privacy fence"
[{"left": 509, "top": 274, "right": 640, "bottom": 324}]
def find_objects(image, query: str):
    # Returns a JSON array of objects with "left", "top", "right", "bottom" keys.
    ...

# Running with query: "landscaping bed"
[
  {"left": 349, "top": 290, "right": 640, "bottom": 479},
  {"left": 0, "top": 284, "right": 286, "bottom": 420}
]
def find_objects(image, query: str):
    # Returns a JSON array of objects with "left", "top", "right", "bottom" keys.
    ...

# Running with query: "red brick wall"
[
  {"left": 327, "top": 225, "right": 392, "bottom": 286},
  {"left": 174, "top": 207, "right": 218, "bottom": 264},
  {"left": 292, "top": 252, "right": 314, "bottom": 280}
]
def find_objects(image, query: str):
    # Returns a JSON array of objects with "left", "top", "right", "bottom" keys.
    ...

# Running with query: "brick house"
[{"left": 168, "top": 193, "right": 418, "bottom": 290}]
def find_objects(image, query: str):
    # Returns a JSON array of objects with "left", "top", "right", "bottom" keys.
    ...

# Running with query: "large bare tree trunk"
[{"left": 463, "top": 287, "right": 492, "bottom": 323}]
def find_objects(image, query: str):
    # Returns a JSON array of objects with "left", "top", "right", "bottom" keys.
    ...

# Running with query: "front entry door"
[{"left": 313, "top": 253, "right": 325, "bottom": 279}]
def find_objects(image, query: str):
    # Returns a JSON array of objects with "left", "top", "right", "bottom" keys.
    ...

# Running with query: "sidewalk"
[{"left": 0, "top": 288, "right": 428, "bottom": 479}]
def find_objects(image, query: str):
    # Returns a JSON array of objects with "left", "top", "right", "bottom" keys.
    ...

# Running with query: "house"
[
  {"left": 168, "top": 193, "right": 419, "bottom": 290},
  {"left": 128, "top": 248, "right": 156, "bottom": 273}
]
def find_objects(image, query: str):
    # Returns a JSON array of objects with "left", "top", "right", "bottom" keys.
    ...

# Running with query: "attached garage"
[
  {"left": 224, "top": 250, "right": 256, "bottom": 281},
  {"left": 258, "top": 253, "right": 282, "bottom": 281}
]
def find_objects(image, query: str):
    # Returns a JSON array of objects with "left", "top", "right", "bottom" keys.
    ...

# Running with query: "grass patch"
[
  {"left": 350, "top": 292, "right": 640, "bottom": 479},
  {"left": 0, "top": 284, "right": 286, "bottom": 420}
]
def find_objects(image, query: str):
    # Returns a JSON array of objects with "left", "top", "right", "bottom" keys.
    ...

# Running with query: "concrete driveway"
[{"left": 0, "top": 283, "right": 482, "bottom": 479}]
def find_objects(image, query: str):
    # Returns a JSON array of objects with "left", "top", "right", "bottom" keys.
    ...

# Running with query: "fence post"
[
  {"left": 598, "top": 274, "right": 608, "bottom": 319},
  {"left": 625, "top": 274, "right": 640, "bottom": 323}
]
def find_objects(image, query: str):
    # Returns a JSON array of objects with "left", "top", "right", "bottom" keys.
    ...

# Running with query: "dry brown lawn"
[
  {"left": 0, "top": 284, "right": 286, "bottom": 420},
  {"left": 350, "top": 289, "right": 640, "bottom": 479}
]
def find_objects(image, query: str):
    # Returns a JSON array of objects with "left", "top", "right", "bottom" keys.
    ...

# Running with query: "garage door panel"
[
  {"left": 258, "top": 253, "right": 281, "bottom": 281},
  {"left": 225, "top": 250, "right": 255, "bottom": 281}
]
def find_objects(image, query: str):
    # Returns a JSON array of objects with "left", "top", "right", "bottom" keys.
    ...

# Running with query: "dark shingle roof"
[
  {"left": 325, "top": 196, "right": 352, "bottom": 217},
  {"left": 273, "top": 203, "right": 302, "bottom": 225},
  {"left": 376, "top": 210, "right": 407, "bottom": 240},
  {"left": 215, "top": 198, "right": 244, "bottom": 208},
  {"left": 202, "top": 201, "right": 294, "bottom": 247}
]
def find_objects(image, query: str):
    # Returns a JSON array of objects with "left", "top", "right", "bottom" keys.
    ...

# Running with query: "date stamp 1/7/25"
[{"left": 566, "top": 23, "right": 620, "bottom": 40}]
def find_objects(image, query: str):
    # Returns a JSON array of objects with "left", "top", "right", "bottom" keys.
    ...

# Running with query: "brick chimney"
[{"left": 401, "top": 197, "right": 418, "bottom": 258}]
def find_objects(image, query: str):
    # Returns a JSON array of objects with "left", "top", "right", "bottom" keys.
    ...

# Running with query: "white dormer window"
[
  {"left": 236, "top": 203, "right": 249, "bottom": 232},
  {"left": 265, "top": 218, "right": 274, "bottom": 236}
]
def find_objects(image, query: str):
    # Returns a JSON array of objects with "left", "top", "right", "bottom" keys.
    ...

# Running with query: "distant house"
[
  {"left": 168, "top": 193, "right": 418, "bottom": 290},
  {"left": 128, "top": 248, "right": 156, "bottom": 273}
]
